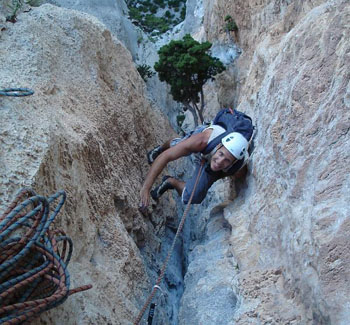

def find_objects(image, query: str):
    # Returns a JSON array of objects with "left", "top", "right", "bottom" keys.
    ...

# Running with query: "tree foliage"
[
  {"left": 127, "top": 0, "right": 186, "bottom": 36},
  {"left": 154, "top": 34, "right": 225, "bottom": 125},
  {"left": 137, "top": 64, "right": 155, "bottom": 82},
  {"left": 225, "top": 15, "right": 238, "bottom": 32}
]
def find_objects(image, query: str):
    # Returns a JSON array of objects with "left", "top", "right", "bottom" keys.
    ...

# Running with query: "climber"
[{"left": 139, "top": 108, "right": 254, "bottom": 210}]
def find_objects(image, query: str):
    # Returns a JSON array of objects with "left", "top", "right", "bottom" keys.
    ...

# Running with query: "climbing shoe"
[
  {"left": 151, "top": 176, "right": 174, "bottom": 201},
  {"left": 147, "top": 145, "right": 163, "bottom": 165}
]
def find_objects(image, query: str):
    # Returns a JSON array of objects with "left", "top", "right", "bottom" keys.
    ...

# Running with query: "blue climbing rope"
[
  {"left": 0, "top": 88, "right": 34, "bottom": 97},
  {"left": 0, "top": 188, "right": 91, "bottom": 324}
]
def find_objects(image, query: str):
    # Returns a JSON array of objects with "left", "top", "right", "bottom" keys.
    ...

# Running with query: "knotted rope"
[
  {"left": 0, "top": 188, "right": 92, "bottom": 324},
  {"left": 0, "top": 88, "right": 34, "bottom": 97},
  {"left": 134, "top": 160, "right": 205, "bottom": 324}
]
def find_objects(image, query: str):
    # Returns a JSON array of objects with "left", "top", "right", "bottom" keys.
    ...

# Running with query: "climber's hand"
[{"left": 139, "top": 186, "right": 150, "bottom": 213}]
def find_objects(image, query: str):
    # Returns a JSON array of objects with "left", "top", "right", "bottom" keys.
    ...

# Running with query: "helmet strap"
[
  {"left": 208, "top": 143, "right": 237, "bottom": 173},
  {"left": 215, "top": 143, "right": 223, "bottom": 153}
]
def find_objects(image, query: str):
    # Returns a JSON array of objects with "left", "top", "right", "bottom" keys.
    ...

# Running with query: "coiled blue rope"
[
  {"left": 0, "top": 88, "right": 34, "bottom": 97},
  {"left": 0, "top": 188, "right": 91, "bottom": 324}
]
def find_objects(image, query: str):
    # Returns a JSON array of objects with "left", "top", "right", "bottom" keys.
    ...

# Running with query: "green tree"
[
  {"left": 137, "top": 64, "right": 155, "bottom": 82},
  {"left": 180, "top": 6, "right": 186, "bottom": 20},
  {"left": 128, "top": 7, "right": 142, "bottom": 21},
  {"left": 154, "top": 34, "right": 225, "bottom": 125}
]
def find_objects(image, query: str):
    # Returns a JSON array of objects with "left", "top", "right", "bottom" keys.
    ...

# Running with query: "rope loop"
[
  {"left": 0, "top": 88, "right": 34, "bottom": 97},
  {"left": 0, "top": 187, "right": 92, "bottom": 324}
]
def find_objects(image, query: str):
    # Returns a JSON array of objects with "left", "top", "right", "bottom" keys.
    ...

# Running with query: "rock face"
[
  {"left": 42, "top": 0, "right": 185, "bottom": 130},
  {"left": 178, "top": 0, "right": 350, "bottom": 324},
  {"left": 45, "top": 0, "right": 139, "bottom": 61},
  {"left": 1, "top": 1, "right": 350, "bottom": 324},
  {"left": 179, "top": 205, "right": 239, "bottom": 324},
  {"left": 0, "top": 4, "right": 178, "bottom": 324}
]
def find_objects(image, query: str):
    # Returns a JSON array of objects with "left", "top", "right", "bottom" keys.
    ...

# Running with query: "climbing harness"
[
  {"left": 0, "top": 188, "right": 92, "bottom": 324},
  {"left": 0, "top": 88, "right": 34, "bottom": 97},
  {"left": 133, "top": 160, "right": 205, "bottom": 325}
]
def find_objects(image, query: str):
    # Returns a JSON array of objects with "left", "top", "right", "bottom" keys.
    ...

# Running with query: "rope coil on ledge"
[{"left": 0, "top": 188, "right": 92, "bottom": 324}]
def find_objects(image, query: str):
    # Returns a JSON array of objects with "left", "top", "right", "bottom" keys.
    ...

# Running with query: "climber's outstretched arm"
[{"left": 139, "top": 130, "right": 211, "bottom": 209}]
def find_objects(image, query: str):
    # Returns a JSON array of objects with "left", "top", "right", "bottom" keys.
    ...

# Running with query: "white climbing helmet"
[{"left": 221, "top": 132, "right": 248, "bottom": 160}]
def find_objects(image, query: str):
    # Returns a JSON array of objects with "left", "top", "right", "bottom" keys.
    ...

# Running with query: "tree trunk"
[
  {"left": 192, "top": 101, "right": 204, "bottom": 125},
  {"left": 199, "top": 89, "right": 205, "bottom": 123},
  {"left": 184, "top": 102, "right": 199, "bottom": 127}
]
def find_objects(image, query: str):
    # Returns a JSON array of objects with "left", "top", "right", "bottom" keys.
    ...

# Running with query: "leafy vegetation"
[
  {"left": 6, "top": 0, "right": 42, "bottom": 23},
  {"left": 154, "top": 34, "right": 225, "bottom": 125},
  {"left": 26, "top": 0, "right": 41, "bottom": 6},
  {"left": 6, "top": 0, "right": 22, "bottom": 22},
  {"left": 137, "top": 64, "right": 155, "bottom": 82},
  {"left": 176, "top": 113, "right": 185, "bottom": 127},
  {"left": 126, "top": 0, "right": 186, "bottom": 36},
  {"left": 224, "top": 15, "right": 238, "bottom": 32}
]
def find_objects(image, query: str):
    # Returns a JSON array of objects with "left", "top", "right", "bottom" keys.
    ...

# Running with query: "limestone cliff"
[
  {"left": 178, "top": 0, "right": 350, "bottom": 324},
  {"left": 0, "top": 4, "right": 177, "bottom": 324},
  {"left": 41, "top": 0, "right": 183, "bottom": 129},
  {"left": 1, "top": 0, "right": 350, "bottom": 324}
]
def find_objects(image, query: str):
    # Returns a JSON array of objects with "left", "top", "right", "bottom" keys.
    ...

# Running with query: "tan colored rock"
[
  {"left": 2, "top": 1, "right": 350, "bottom": 324},
  {"left": 0, "top": 4, "right": 176, "bottom": 324},
  {"left": 226, "top": 1, "right": 350, "bottom": 323},
  {"left": 179, "top": 0, "right": 350, "bottom": 324}
]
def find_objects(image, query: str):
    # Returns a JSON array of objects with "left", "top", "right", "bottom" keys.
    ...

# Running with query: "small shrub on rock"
[{"left": 137, "top": 64, "right": 155, "bottom": 82}]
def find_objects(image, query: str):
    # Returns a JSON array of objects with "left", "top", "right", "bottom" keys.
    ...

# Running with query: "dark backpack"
[{"left": 202, "top": 108, "right": 254, "bottom": 155}]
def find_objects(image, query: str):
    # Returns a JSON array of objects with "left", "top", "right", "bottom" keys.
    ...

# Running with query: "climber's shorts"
[{"left": 181, "top": 159, "right": 221, "bottom": 204}]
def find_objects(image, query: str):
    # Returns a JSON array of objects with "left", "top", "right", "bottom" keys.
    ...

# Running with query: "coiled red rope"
[{"left": 0, "top": 188, "right": 92, "bottom": 324}]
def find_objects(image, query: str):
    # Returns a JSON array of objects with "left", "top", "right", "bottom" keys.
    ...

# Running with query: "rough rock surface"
[
  {"left": 178, "top": 0, "right": 350, "bottom": 324},
  {"left": 1, "top": 0, "right": 350, "bottom": 324},
  {"left": 0, "top": 4, "right": 178, "bottom": 324},
  {"left": 180, "top": 217, "right": 238, "bottom": 324},
  {"left": 44, "top": 0, "right": 140, "bottom": 61},
  {"left": 41, "top": 0, "right": 185, "bottom": 130}
]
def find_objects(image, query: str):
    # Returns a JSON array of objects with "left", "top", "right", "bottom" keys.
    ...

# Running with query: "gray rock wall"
[
  {"left": 233, "top": 2, "right": 350, "bottom": 322},
  {"left": 179, "top": 0, "right": 350, "bottom": 324},
  {"left": 46, "top": 0, "right": 139, "bottom": 59}
]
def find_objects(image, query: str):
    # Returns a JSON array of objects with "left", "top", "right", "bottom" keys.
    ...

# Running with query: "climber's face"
[{"left": 210, "top": 145, "right": 236, "bottom": 172}]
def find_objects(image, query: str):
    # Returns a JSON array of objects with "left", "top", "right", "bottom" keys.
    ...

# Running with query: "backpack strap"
[
  {"left": 201, "top": 108, "right": 233, "bottom": 155},
  {"left": 202, "top": 108, "right": 253, "bottom": 155},
  {"left": 201, "top": 130, "right": 230, "bottom": 155}
]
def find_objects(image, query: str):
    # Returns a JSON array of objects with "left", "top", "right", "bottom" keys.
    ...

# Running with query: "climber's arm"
[{"left": 139, "top": 130, "right": 211, "bottom": 209}]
